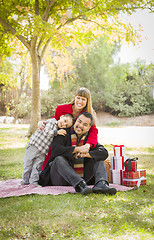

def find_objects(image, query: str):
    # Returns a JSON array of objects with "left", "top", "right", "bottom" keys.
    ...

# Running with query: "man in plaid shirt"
[{"left": 21, "top": 114, "right": 74, "bottom": 186}]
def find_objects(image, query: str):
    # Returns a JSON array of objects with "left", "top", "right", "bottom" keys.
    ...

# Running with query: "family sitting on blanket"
[
  {"left": 39, "top": 87, "right": 98, "bottom": 170},
  {"left": 21, "top": 87, "right": 116, "bottom": 195},
  {"left": 38, "top": 111, "right": 117, "bottom": 195}
]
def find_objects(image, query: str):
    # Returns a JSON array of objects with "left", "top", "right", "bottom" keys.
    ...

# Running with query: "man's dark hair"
[{"left": 78, "top": 112, "right": 94, "bottom": 126}]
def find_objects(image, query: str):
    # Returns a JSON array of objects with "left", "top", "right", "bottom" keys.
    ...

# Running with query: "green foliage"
[
  {"left": 0, "top": 57, "right": 17, "bottom": 88},
  {"left": 11, "top": 94, "right": 31, "bottom": 118},
  {"left": 0, "top": 0, "right": 153, "bottom": 57},
  {"left": 105, "top": 80, "right": 154, "bottom": 117},
  {"left": 71, "top": 37, "right": 117, "bottom": 110},
  {"left": 41, "top": 88, "right": 74, "bottom": 117},
  {"left": 2, "top": 37, "right": 154, "bottom": 119},
  {"left": 5, "top": 87, "right": 75, "bottom": 119},
  {"left": 0, "top": 0, "right": 153, "bottom": 133},
  {"left": 0, "top": 52, "right": 31, "bottom": 93},
  {"left": 103, "top": 62, "right": 154, "bottom": 116},
  {"left": 69, "top": 38, "right": 154, "bottom": 117}
]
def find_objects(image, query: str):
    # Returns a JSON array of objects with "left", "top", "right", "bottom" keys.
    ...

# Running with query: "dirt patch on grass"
[
  {"left": 96, "top": 112, "right": 154, "bottom": 127},
  {"left": 0, "top": 112, "right": 154, "bottom": 127}
]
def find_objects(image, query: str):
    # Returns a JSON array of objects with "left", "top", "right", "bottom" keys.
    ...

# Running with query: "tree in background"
[
  {"left": 69, "top": 37, "right": 154, "bottom": 116},
  {"left": 44, "top": 46, "right": 75, "bottom": 89},
  {"left": 0, "top": 43, "right": 32, "bottom": 116},
  {"left": 70, "top": 36, "right": 119, "bottom": 109},
  {"left": 103, "top": 61, "right": 154, "bottom": 116},
  {"left": 0, "top": 0, "right": 153, "bottom": 134},
  {"left": 5, "top": 39, "right": 154, "bottom": 118}
]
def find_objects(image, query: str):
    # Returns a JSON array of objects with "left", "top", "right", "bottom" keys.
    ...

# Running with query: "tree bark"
[{"left": 28, "top": 47, "right": 41, "bottom": 136}]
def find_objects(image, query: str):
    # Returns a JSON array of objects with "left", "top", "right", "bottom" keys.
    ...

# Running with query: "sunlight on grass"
[
  {"left": 0, "top": 124, "right": 154, "bottom": 239},
  {"left": 0, "top": 124, "right": 29, "bottom": 149}
]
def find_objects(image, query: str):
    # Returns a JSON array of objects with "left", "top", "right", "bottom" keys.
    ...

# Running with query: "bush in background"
[
  {"left": 104, "top": 80, "right": 154, "bottom": 117},
  {"left": 41, "top": 87, "right": 74, "bottom": 118},
  {"left": 7, "top": 94, "right": 31, "bottom": 118}
]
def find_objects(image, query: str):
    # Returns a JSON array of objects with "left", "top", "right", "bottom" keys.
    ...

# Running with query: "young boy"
[{"left": 21, "top": 114, "right": 74, "bottom": 185}]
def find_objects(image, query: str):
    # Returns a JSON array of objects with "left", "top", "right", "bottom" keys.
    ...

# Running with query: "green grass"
[
  {"left": 0, "top": 124, "right": 154, "bottom": 240},
  {"left": 106, "top": 121, "right": 124, "bottom": 127},
  {"left": 0, "top": 124, "right": 29, "bottom": 149},
  {"left": 0, "top": 148, "right": 25, "bottom": 179}
]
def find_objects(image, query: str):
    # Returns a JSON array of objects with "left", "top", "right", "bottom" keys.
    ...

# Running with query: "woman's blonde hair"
[{"left": 71, "top": 87, "right": 96, "bottom": 125}]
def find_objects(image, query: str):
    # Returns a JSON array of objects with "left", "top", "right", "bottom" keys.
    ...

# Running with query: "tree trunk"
[{"left": 28, "top": 48, "right": 41, "bottom": 136}]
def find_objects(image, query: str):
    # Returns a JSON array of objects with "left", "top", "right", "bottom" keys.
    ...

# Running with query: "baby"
[{"left": 21, "top": 114, "right": 75, "bottom": 185}]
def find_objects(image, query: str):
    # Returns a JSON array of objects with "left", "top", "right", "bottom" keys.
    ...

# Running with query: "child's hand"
[
  {"left": 38, "top": 121, "right": 46, "bottom": 130},
  {"left": 57, "top": 129, "right": 67, "bottom": 136}
]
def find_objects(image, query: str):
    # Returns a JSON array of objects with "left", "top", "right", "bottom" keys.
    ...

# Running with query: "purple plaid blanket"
[{"left": 0, "top": 179, "right": 134, "bottom": 198}]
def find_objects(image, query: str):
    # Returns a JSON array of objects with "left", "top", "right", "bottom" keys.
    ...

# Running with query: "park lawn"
[{"left": 0, "top": 124, "right": 154, "bottom": 239}]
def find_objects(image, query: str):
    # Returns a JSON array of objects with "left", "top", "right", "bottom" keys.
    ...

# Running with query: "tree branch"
[
  {"left": 37, "top": 38, "right": 44, "bottom": 53},
  {"left": 79, "top": 17, "right": 106, "bottom": 30},
  {"left": 40, "top": 38, "right": 51, "bottom": 59},
  {"left": 31, "top": 0, "right": 53, "bottom": 49},
  {"left": 36, "top": 0, "right": 56, "bottom": 54},
  {"left": 42, "top": 0, "right": 56, "bottom": 21},
  {"left": 56, "top": 14, "right": 107, "bottom": 32},
  {"left": 56, "top": 14, "right": 83, "bottom": 30},
  {"left": 0, "top": 17, "right": 31, "bottom": 50},
  {"left": 35, "top": 0, "right": 39, "bottom": 15}
]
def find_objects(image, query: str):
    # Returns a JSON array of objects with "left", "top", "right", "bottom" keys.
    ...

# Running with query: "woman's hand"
[
  {"left": 57, "top": 129, "right": 67, "bottom": 136},
  {"left": 38, "top": 120, "right": 46, "bottom": 130}
]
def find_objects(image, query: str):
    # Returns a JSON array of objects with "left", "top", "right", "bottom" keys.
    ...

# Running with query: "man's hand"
[
  {"left": 57, "top": 129, "right": 67, "bottom": 136},
  {"left": 73, "top": 144, "right": 90, "bottom": 156},
  {"left": 38, "top": 120, "right": 46, "bottom": 130},
  {"left": 76, "top": 144, "right": 90, "bottom": 153}
]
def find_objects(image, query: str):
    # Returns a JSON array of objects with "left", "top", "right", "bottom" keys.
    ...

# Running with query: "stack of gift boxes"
[
  {"left": 123, "top": 158, "right": 146, "bottom": 187},
  {"left": 110, "top": 145, "right": 146, "bottom": 187},
  {"left": 110, "top": 145, "right": 126, "bottom": 185}
]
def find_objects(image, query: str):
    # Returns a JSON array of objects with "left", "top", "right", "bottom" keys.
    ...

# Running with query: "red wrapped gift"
[
  {"left": 123, "top": 179, "right": 146, "bottom": 187},
  {"left": 123, "top": 169, "right": 146, "bottom": 179},
  {"left": 123, "top": 169, "right": 146, "bottom": 187},
  {"left": 124, "top": 157, "right": 138, "bottom": 172}
]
